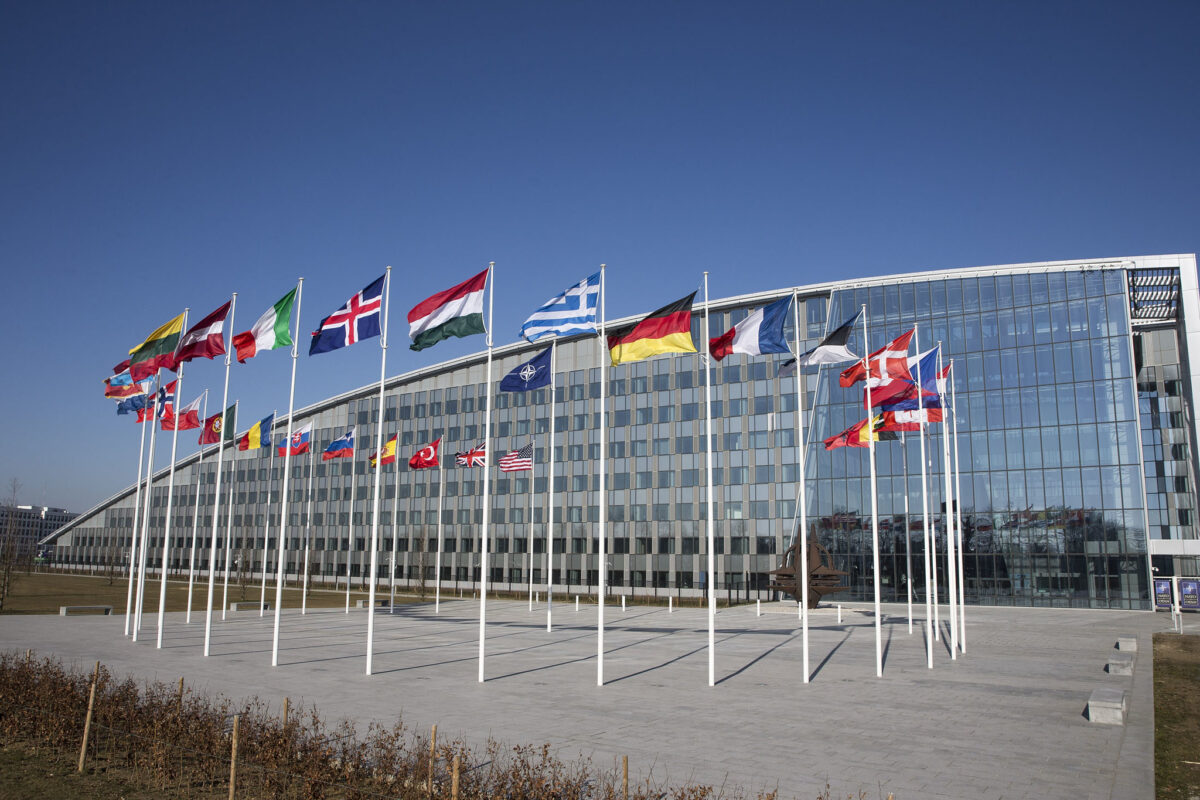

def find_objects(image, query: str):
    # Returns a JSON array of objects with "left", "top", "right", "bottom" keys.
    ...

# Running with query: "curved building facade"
[{"left": 48, "top": 254, "right": 1200, "bottom": 610}]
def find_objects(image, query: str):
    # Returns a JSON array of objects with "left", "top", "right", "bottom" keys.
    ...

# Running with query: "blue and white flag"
[
  {"left": 709, "top": 295, "right": 792, "bottom": 361},
  {"left": 519, "top": 272, "right": 600, "bottom": 342},
  {"left": 500, "top": 347, "right": 552, "bottom": 392},
  {"left": 310, "top": 274, "right": 385, "bottom": 356}
]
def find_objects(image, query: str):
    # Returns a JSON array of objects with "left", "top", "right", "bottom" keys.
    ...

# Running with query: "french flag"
[{"left": 708, "top": 296, "right": 792, "bottom": 361}]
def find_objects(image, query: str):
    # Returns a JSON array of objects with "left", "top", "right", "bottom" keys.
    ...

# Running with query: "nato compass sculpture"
[{"left": 768, "top": 539, "right": 849, "bottom": 607}]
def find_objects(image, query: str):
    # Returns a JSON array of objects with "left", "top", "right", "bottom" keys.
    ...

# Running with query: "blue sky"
[{"left": 3, "top": 1, "right": 1197, "bottom": 512}]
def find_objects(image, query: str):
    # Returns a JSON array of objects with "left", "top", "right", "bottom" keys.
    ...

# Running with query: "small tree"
[{"left": 0, "top": 479, "right": 22, "bottom": 612}]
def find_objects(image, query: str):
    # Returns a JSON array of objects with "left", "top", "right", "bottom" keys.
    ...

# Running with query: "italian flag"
[
  {"left": 233, "top": 289, "right": 296, "bottom": 363},
  {"left": 407, "top": 268, "right": 488, "bottom": 351}
]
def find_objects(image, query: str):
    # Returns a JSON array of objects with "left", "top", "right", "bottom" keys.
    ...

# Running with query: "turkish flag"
[{"left": 408, "top": 438, "right": 440, "bottom": 469}]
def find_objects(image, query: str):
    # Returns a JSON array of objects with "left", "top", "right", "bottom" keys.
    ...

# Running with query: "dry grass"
[{"left": 1154, "top": 632, "right": 1200, "bottom": 800}]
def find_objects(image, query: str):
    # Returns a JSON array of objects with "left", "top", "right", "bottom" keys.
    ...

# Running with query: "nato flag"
[{"left": 500, "top": 347, "right": 552, "bottom": 392}]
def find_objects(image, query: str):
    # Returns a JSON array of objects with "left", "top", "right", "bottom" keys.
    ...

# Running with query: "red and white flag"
[
  {"left": 163, "top": 393, "right": 204, "bottom": 431},
  {"left": 498, "top": 443, "right": 533, "bottom": 472},
  {"left": 455, "top": 443, "right": 486, "bottom": 467},
  {"left": 839, "top": 329, "right": 914, "bottom": 389},
  {"left": 176, "top": 302, "right": 231, "bottom": 364},
  {"left": 409, "top": 438, "right": 440, "bottom": 469}
]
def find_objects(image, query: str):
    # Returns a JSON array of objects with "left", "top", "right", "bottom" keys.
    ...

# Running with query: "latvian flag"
[
  {"left": 235, "top": 289, "right": 296, "bottom": 362},
  {"left": 176, "top": 301, "right": 231, "bottom": 364},
  {"left": 498, "top": 443, "right": 533, "bottom": 472},
  {"left": 607, "top": 292, "right": 697, "bottom": 366},
  {"left": 708, "top": 296, "right": 791, "bottom": 362},
  {"left": 408, "top": 268, "right": 488, "bottom": 352},
  {"left": 277, "top": 422, "right": 312, "bottom": 456}
]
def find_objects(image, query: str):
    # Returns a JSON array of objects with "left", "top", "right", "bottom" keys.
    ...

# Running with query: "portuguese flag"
[
  {"left": 407, "top": 268, "right": 488, "bottom": 351},
  {"left": 128, "top": 313, "right": 185, "bottom": 381},
  {"left": 199, "top": 404, "right": 237, "bottom": 446},
  {"left": 607, "top": 292, "right": 697, "bottom": 366},
  {"left": 233, "top": 289, "right": 295, "bottom": 363}
]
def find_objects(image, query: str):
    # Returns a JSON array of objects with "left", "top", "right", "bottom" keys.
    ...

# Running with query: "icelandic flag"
[
  {"left": 796, "top": 313, "right": 860, "bottom": 367},
  {"left": 322, "top": 428, "right": 355, "bottom": 461},
  {"left": 278, "top": 422, "right": 313, "bottom": 457},
  {"left": 310, "top": 275, "right": 385, "bottom": 355},
  {"left": 520, "top": 272, "right": 601, "bottom": 342},
  {"left": 708, "top": 296, "right": 791, "bottom": 361},
  {"left": 499, "top": 347, "right": 552, "bottom": 392}
]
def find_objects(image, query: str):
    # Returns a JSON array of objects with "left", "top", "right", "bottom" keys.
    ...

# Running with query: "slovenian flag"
[
  {"left": 408, "top": 268, "right": 488, "bottom": 351},
  {"left": 277, "top": 421, "right": 312, "bottom": 456},
  {"left": 708, "top": 296, "right": 791, "bottom": 361},
  {"left": 234, "top": 289, "right": 296, "bottom": 363},
  {"left": 322, "top": 428, "right": 355, "bottom": 461}
]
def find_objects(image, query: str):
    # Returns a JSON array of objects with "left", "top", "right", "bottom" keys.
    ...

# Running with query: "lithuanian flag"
[
  {"left": 607, "top": 292, "right": 697, "bottom": 366},
  {"left": 128, "top": 313, "right": 185, "bottom": 380},
  {"left": 237, "top": 413, "right": 275, "bottom": 451}
]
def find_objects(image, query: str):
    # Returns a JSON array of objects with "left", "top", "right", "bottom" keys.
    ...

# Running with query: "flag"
[
  {"left": 322, "top": 429, "right": 355, "bottom": 460},
  {"left": 520, "top": 272, "right": 601, "bottom": 342},
  {"left": 116, "top": 393, "right": 150, "bottom": 416},
  {"left": 199, "top": 404, "right": 237, "bottom": 445},
  {"left": 176, "top": 301, "right": 231, "bottom": 363},
  {"left": 234, "top": 289, "right": 296, "bottom": 363},
  {"left": 708, "top": 296, "right": 791, "bottom": 361},
  {"left": 455, "top": 443, "right": 486, "bottom": 467},
  {"left": 823, "top": 415, "right": 899, "bottom": 450},
  {"left": 876, "top": 408, "right": 945, "bottom": 432},
  {"left": 878, "top": 347, "right": 942, "bottom": 411},
  {"left": 128, "top": 313, "right": 185, "bottom": 380},
  {"left": 104, "top": 370, "right": 144, "bottom": 400},
  {"left": 499, "top": 347, "right": 552, "bottom": 392},
  {"left": 498, "top": 443, "right": 534, "bottom": 472},
  {"left": 237, "top": 413, "right": 275, "bottom": 451},
  {"left": 157, "top": 380, "right": 177, "bottom": 423},
  {"left": 163, "top": 394, "right": 204, "bottom": 431},
  {"left": 796, "top": 313, "right": 860, "bottom": 367},
  {"left": 839, "top": 329, "right": 913, "bottom": 389},
  {"left": 607, "top": 292, "right": 697, "bottom": 366},
  {"left": 310, "top": 275, "right": 385, "bottom": 355},
  {"left": 777, "top": 358, "right": 797, "bottom": 378},
  {"left": 277, "top": 422, "right": 313, "bottom": 456},
  {"left": 408, "top": 268, "right": 488, "bottom": 351},
  {"left": 369, "top": 433, "right": 398, "bottom": 468},
  {"left": 112, "top": 359, "right": 130, "bottom": 375},
  {"left": 409, "top": 438, "right": 440, "bottom": 469},
  {"left": 136, "top": 392, "right": 157, "bottom": 423}
]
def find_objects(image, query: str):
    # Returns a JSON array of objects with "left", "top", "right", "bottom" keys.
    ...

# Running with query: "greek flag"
[{"left": 519, "top": 272, "right": 601, "bottom": 342}]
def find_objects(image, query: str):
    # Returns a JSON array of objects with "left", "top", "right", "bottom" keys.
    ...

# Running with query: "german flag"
[
  {"left": 128, "top": 312, "right": 184, "bottom": 381},
  {"left": 607, "top": 292, "right": 697, "bottom": 366}
]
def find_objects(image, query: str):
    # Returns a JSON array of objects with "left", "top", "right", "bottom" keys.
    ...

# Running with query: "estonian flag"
[{"left": 797, "top": 313, "right": 860, "bottom": 367}]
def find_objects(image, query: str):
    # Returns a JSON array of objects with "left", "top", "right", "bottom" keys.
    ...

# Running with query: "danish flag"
[{"left": 839, "top": 330, "right": 914, "bottom": 402}]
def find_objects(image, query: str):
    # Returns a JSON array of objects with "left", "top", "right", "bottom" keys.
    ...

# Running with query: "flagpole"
[
  {"left": 546, "top": 339, "right": 557, "bottom": 632},
  {"left": 221, "top": 405, "right": 238, "bottom": 622},
  {"left": 478, "top": 262, "right": 495, "bottom": 683},
  {"left": 862, "top": 306, "right": 882, "bottom": 677},
  {"left": 260, "top": 426, "right": 277, "bottom": 617},
  {"left": 204, "top": 295, "right": 237, "bottom": 656},
  {"left": 914, "top": 326, "right": 933, "bottom": 668},
  {"left": 790, "top": 290, "right": 811, "bottom": 682},
  {"left": 347, "top": 425, "right": 356, "bottom": 614},
  {"left": 156, "top": 312, "right": 189, "bottom": 648},
  {"left": 302, "top": 444, "right": 315, "bottom": 614},
  {"left": 270, "top": 278, "right": 304, "bottom": 666},
  {"left": 133, "top": 371, "right": 163, "bottom": 642},
  {"left": 365, "top": 268, "right": 391, "bottom": 677},
  {"left": 125, "top": 397, "right": 150, "bottom": 637},
  {"left": 527, "top": 448, "right": 535, "bottom": 610},
  {"left": 702, "top": 272, "right": 716, "bottom": 687},
  {"left": 186, "top": 391, "right": 209, "bottom": 624},
  {"left": 597, "top": 264, "right": 607, "bottom": 687},
  {"left": 950, "top": 362, "right": 967, "bottom": 652},
  {"left": 436, "top": 452, "right": 444, "bottom": 613},
  {"left": 902, "top": 430, "right": 912, "bottom": 634},
  {"left": 938, "top": 344, "right": 958, "bottom": 659},
  {"left": 390, "top": 459, "right": 399, "bottom": 609}
]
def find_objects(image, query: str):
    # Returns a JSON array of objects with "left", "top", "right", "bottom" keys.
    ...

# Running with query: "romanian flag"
[
  {"left": 607, "top": 292, "right": 697, "bottom": 366},
  {"left": 237, "top": 413, "right": 275, "bottom": 451},
  {"left": 369, "top": 433, "right": 398, "bottom": 468},
  {"left": 128, "top": 313, "right": 185, "bottom": 381},
  {"left": 824, "top": 415, "right": 900, "bottom": 450}
]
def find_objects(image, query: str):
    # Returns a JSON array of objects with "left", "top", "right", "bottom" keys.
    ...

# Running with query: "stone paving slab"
[{"left": 0, "top": 599, "right": 1164, "bottom": 799}]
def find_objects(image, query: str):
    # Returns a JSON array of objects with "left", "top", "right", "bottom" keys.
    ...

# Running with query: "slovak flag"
[
  {"left": 278, "top": 422, "right": 313, "bottom": 456},
  {"left": 322, "top": 428, "right": 355, "bottom": 460},
  {"left": 310, "top": 275, "right": 385, "bottom": 356},
  {"left": 708, "top": 296, "right": 792, "bottom": 362}
]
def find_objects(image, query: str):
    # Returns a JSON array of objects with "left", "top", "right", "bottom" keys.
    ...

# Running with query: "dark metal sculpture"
[{"left": 768, "top": 539, "right": 849, "bottom": 607}]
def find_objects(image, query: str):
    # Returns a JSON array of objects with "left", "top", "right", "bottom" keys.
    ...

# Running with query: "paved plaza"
[{"left": 0, "top": 594, "right": 1164, "bottom": 799}]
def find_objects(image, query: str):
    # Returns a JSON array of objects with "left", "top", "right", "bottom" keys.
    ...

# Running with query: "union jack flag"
[
  {"left": 455, "top": 443, "right": 486, "bottom": 467},
  {"left": 310, "top": 274, "right": 385, "bottom": 355}
]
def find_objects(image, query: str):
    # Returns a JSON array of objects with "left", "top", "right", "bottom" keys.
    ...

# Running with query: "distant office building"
[
  {"left": 4, "top": 505, "right": 77, "bottom": 562},
  {"left": 43, "top": 254, "right": 1200, "bottom": 609}
]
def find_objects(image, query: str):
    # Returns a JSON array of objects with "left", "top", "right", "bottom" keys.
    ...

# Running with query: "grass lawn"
[{"left": 1154, "top": 631, "right": 1200, "bottom": 799}]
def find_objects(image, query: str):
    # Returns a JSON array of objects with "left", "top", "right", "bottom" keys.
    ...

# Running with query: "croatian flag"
[
  {"left": 708, "top": 296, "right": 792, "bottom": 361},
  {"left": 310, "top": 275, "right": 385, "bottom": 355},
  {"left": 278, "top": 422, "right": 313, "bottom": 456},
  {"left": 322, "top": 428, "right": 355, "bottom": 460}
]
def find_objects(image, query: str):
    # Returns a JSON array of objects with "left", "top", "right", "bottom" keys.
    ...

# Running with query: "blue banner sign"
[
  {"left": 1181, "top": 579, "right": 1200, "bottom": 610},
  {"left": 1154, "top": 579, "right": 1174, "bottom": 609}
]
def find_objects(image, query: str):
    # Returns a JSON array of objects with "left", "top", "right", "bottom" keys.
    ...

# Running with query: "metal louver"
[{"left": 1128, "top": 268, "right": 1180, "bottom": 324}]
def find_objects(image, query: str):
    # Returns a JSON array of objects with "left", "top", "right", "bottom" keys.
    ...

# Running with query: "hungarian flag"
[
  {"left": 824, "top": 415, "right": 899, "bottom": 450},
  {"left": 796, "top": 313, "right": 860, "bottom": 367},
  {"left": 409, "top": 438, "right": 440, "bottom": 469},
  {"left": 277, "top": 422, "right": 312, "bottom": 456},
  {"left": 237, "top": 413, "right": 275, "bottom": 451},
  {"left": 708, "top": 296, "right": 791, "bottom": 362},
  {"left": 369, "top": 433, "right": 398, "bottom": 468},
  {"left": 408, "top": 268, "right": 488, "bottom": 351},
  {"left": 607, "top": 292, "right": 697, "bottom": 366},
  {"left": 233, "top": 289, "right": 296, "bottom": 363},
  {"left": 322, "top": 429, "right": 355, "bottom": 460},
  {"left": 163, "top": 394, "right": 204, "bottom": 431},
  {"left": 199, "top": 404, "right": 237, "bottom": 445},
  {"left": 128, "top": 312, "right": 185, "bottom": 380},
  {"left": 176, "top": 301, "right": 231, "bottom": 363}
]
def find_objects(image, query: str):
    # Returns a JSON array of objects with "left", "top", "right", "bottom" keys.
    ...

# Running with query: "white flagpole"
[
  {"left": 204, "top": 293, "right": 237, "bottom": 656},
  {"left": 157, "top": 313, "right": 190, "bottom": 647},
  {"left": 862, "top": 306, "right": 883, "bottom": 678},
  {"left": 365, "top": 268, "right": 391, "bottom": 676},
  {"left": 125, "top": 397, "right": 150, "bottom": 636},
  {"left": 186, "top": 391, "right": 209, "bottom": 624},
  {"left": 133, "top": 370, "right": 163, "bottom": 642},
  {"left": 914, "top": 326, "right": 933, "bottom": 668},
  {"left": 527, "top": 449, "right": 535, "bottom": 609},
  {"left": 436, "top": 452, "right": 444, "bottom": 613},
  {"left": 546, "top": 339, "right": 557, "bottom": 632},
  {"left": 702, "top": 272, "right": 716, "bottom": 687},
  {"left": 791, "top": 290, "right": 811, "bottom": 682},
  {"left": 950, "top": 362, "right": 967, "bottom": 652},
  {"left": 478, "top": 262, "right": 496, "bottom": 683},
  {"left": 260, "top": 426, "right": 277, "bottom": 616},
  {"left": 272, "top": 278, "right": 304, "bottom": 667},
  {"left": 221, "top": 407, "right": 237, "bottom": 621},
  {"left": 389, "top": 459, "right": 399, "bottom": 609},
  {"left": 597, "top": 264, "right": 608, "bottom": 687},
  {"left": 902, "top": 430, "right": 912, "bottom": 634},
  {"left": 346, "top": 426, "right": 356, "bottom": 614},
  {"left": 938, "top": 345, "right": 958, "bottom": 659},
  {"left": 302, "top": 444, "right": 315, "bottom": 614}
]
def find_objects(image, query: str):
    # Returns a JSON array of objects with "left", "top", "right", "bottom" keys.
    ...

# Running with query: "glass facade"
[{"left": 52, "top": 256, "right": 1200, "bottom": 611}]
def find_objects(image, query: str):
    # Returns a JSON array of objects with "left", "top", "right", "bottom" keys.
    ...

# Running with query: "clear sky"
[{"left": 3, "top": 1, "right": 1198, "bottom": 513}]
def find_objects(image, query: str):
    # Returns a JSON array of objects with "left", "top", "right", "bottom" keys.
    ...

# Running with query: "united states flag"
[
  {"left": 455, "top": 443, "right": 486, "bottom": 467},
  {"left": 498, "top": 443, "right": 533, "bottom": 472}
]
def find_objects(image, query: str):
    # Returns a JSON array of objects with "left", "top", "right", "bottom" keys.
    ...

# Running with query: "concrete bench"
[
  {"left": 1106, "top": 652, "right": 1135, "bottom": 676},
  {"left": 229, "top": 601, "right": 270, "bottom": 612},
  {"left": 356, "top": 598, "right": 392, "bottom": 609},
  {"left": 59, "top": 605, "right": 113, "bottom": 616},
  {"left": 1116, "top": 635, "right": 1137, "bottom": 652},
  {"left": 1086, "top": 688, "right": 1127, "bottom": 725}
]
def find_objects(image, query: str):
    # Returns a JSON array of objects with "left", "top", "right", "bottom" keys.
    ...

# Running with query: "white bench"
[
  {"left": 229, "top": 601, "right": 270, "bottom": 612},
  {"left": 356, "top": 598, "right": 393, "bottom": 609},
  {"left": 59, "top": 605, "right": 113, "bottom": 616}
]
